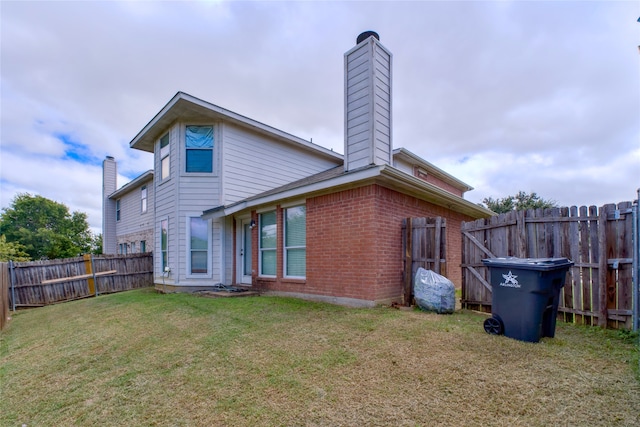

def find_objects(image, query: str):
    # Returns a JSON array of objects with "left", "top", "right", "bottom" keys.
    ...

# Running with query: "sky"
[{"left": 1, "top": 0, "right": 639, "bottom": 234}]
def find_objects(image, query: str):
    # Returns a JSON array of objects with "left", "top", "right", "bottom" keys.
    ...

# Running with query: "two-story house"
[{"left": 103, "top": 32, "right": 493, "bottom": 307}]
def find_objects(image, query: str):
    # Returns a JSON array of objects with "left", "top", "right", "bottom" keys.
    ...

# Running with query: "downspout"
[{"left": 634, "top": 189, "right": 640, "bottom": 332}]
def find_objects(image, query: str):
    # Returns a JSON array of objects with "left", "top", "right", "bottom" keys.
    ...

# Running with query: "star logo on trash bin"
[{"left": 500, "top": 271, "right": 520, "bottom": 288}]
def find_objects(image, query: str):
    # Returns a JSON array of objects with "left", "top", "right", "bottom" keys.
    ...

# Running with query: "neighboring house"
[
  {"left": 102, "top": 156, "right": 154, "bottom": 255},
  {"left": 103, "top": 31, "right": 493, "bottom": 307}
]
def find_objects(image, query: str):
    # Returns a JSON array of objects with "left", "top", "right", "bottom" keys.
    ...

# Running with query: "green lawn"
[{"left": 1, "top": 288, "right": 638, "bottom": 426}]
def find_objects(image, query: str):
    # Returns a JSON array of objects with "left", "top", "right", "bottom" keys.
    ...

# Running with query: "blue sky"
[{"left": 1, "top": 1, "right": 639, "bottom": 233}]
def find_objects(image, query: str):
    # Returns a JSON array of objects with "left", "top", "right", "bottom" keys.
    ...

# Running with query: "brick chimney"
[{"left": 344, "top": 31, "right": 392, "bottom": 172}]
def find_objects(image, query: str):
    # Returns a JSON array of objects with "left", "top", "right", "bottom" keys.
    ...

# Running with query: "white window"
[
  {"left": 141, "top": 186, "right": 147, "bottom": 213},
  {"left": 188, "top": 216, "right": 209, "bottom": 275},
  {"left": 140, "top": 240, "right": 146, "bottom": 253},
  {"left": 185, "top": 125, "right": 213, "bottom": 173},
  {"left": 259, "top": 211, "right": 276, "bottom": 276},
  {"left": 115, "top": 199, "right": 121, "bottom": 221},
  {"left": 131, "top": 242, "right": 136, "bottom": 253},
  {"left": 284, "top": 205, "right": 306, "bottom": 278},
  {"left": 161, "top": 219, "right": 168, "bottom": 272},
  {"left": 160, "top": 133, "right": 170, "bottom": 180}
]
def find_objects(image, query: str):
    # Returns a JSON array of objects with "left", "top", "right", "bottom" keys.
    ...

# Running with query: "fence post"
[
  {"left": 90, "top": 254, "right": 98, "bottom": 296},
  {"left": 83, "top": 254, "right": 96, "bottom": 296},
  {"left": 434, "top": 217, "right": 441, "bottom": 275},
  {"left": 597, "top": 206, "right": 608, "bottom": 328},
  {"left": 404, "top": 218, "right": 413, "bottom": 306},
  {"left": 9, "top": 260, "right": 16, "bottom": 312}
]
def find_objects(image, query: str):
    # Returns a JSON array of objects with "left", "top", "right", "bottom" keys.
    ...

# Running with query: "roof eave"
[
  {"left": 203, "top": 165, "right": 493, "bottom": 220},
  {"left": 130, "top": 92, "right": 344, "bottom": 162},
  {"left": 108, "top": 170, "right": 154, "bottom": 199},
  {"left": 392, "top": 147, "right": 474, "bottom": 192}
]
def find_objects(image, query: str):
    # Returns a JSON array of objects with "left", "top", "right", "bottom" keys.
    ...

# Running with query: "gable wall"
[
  {"left": 114, "top": 178, "right": 154, "bottom": 253},
  {"left": 222, "top": 122, "right": 341, "bottom": 205}
]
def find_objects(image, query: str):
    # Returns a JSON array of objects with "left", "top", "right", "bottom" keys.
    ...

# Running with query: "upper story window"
[
  {"left": 141, "top": 186, "right": 147, "bottom": 213},
  {"left": 185, "top": 125, "right": 213, "bottom": 173},
  {"left": 115, "top": 199, "right": 121, "bottom": 222},
  {"left": 160, "top": 133, "right": 170, "bottom": 180}
]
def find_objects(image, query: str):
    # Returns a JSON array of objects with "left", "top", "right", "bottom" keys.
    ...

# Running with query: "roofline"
[
  {"left": 129, "top": 91, "right": 343, "bottom": 161},
  {"left": 203, "top": 165, "right": 493, "bottom": 220},
  {"left": 392, "top": 147, "right": 473, "bottom": 192},
  {"left": 108, "top": 170, "right": 154, "bottom": 199}
]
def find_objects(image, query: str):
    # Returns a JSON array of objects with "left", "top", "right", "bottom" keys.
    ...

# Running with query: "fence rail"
[
  {"left": 461, "top": 202, "right": 638, "bottom": 330},
  {"left": 1, "top": 253, "right": 153, "bottom": 327}
]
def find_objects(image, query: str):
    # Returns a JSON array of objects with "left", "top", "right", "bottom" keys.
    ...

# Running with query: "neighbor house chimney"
[
  {"left": 344, "top": 31, "right": 392, "bottom": 172},
  {"left": 102, "top": 156, "right": 117, "bottom": 254}
]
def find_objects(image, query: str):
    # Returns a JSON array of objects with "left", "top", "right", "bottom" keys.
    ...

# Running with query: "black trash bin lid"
[{"left": 482, "top": 257, "right": 574, "bottom": 271}]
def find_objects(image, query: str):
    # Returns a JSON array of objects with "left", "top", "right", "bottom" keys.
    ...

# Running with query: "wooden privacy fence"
[
  {"left": 402, "top": 217, "right": 446, "bottom": 306},
  {"left": 2, "top": 253, "right": 153, "bottom": 315},
  {"left": 461, "top": 202, "right": 638, "bottom": 330}
]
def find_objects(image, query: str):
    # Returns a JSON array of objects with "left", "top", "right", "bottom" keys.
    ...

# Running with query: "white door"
[{"left": 238, "top": 218, "right": 253, "bottom": 285}]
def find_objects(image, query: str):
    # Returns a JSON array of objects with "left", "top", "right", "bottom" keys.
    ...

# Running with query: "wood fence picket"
[{"left": 461, "top": 202, "right": 637, "bottom": 329}]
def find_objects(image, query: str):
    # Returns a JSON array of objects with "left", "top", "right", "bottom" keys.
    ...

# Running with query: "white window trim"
[
  {"left": 283, "top": 205, "right": 306, "bottom": 279},
  {"left": 115, "top": 199, "right": 121, "bottom": 222},
  {"left": 160, "top": 217, "right": 169, "bottom": 273},
  {"left": 160, "top": 133, "right": 170, "bottom": 182},
  {"left": 141, "top": 186, "right": 147, "bottom": 214},
  {"left": 258, "top": 210, "right": 277, "bottom": 278},
  {"left": 186, "top": 214, "right": 212, "bottom": 278},
  {"left": 182, "top": 123, "right": 217, "bottom": 176}
]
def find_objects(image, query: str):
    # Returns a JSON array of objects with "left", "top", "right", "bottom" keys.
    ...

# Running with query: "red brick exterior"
[{"left": 251, "top": 184, "right": 474, "bottom": 305}]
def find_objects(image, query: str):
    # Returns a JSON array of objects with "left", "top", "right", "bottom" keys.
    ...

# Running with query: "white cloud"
[{"left": 1, "top": 0, "right": 638, "bottom": 233}]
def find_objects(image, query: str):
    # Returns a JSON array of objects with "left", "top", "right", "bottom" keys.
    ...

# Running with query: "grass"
[{"left": 1, "top": 288, "right": 639, "bottom": 426}]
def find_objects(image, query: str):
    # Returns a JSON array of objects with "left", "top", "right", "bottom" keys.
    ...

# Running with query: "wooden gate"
[
  {"left": 461, "top": 202, "right": 636, "bottom": 329},
  {"left": 402, "top": 217, "right": 446, "bottom": 306}
]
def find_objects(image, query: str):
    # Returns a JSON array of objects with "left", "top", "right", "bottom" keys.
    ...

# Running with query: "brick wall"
[{"left": 251, "top": 183, "right": 474, "bottom": 305}]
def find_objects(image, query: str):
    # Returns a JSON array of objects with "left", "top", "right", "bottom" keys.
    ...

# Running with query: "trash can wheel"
[{"left": 484, "top": 316, "right": 504, "bottom": 335}]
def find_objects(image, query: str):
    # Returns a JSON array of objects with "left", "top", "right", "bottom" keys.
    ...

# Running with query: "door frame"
[{"left": 236, "top": 216, "right": 253, "bottom": 285}]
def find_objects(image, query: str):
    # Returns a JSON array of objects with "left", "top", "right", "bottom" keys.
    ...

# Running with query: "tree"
[
  {"left": 91, "top": 233, "right": 103, "bottom": 255},
  {"left": 0, "top": 193, "right": 94, "bottom": 260},
  {"left": 482, "top": 191, "right": 558, "bottom": 214},
  {"left": 0, "top": 235, "right": 31, "bottom": 262}
]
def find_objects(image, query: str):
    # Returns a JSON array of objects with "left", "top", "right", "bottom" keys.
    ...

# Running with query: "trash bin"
[{"left": 481, "top": 257, "right": 574, "bottom": 343}]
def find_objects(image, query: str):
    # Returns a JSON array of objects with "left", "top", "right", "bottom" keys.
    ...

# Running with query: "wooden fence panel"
[
  {"left": 461, "top": 201, "right": 637, "bottom": 330},
  {"left": 5, "top": 253, "right": 153, "bottom": 310},
  {"left": 402, "top": 217, "right": 446, "bottom": 306}
]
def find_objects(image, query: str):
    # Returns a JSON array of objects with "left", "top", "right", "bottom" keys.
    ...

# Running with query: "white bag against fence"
[{"left": 414, "top": 268, "right": 456, "bottom": 314}]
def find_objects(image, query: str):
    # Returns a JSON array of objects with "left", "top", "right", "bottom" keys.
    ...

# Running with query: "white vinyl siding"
[
  {"left": 113, "top": 177, "right": 154, "bottom": 239},
  {"left": 284, "top": 205, "right": 305, "bottom": 278},
  {"left": 222, "top": 123, "right": 340, "bottom": 205},
  {"left": 344, "top": 36, "right": 392, "bottom": 171}
]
